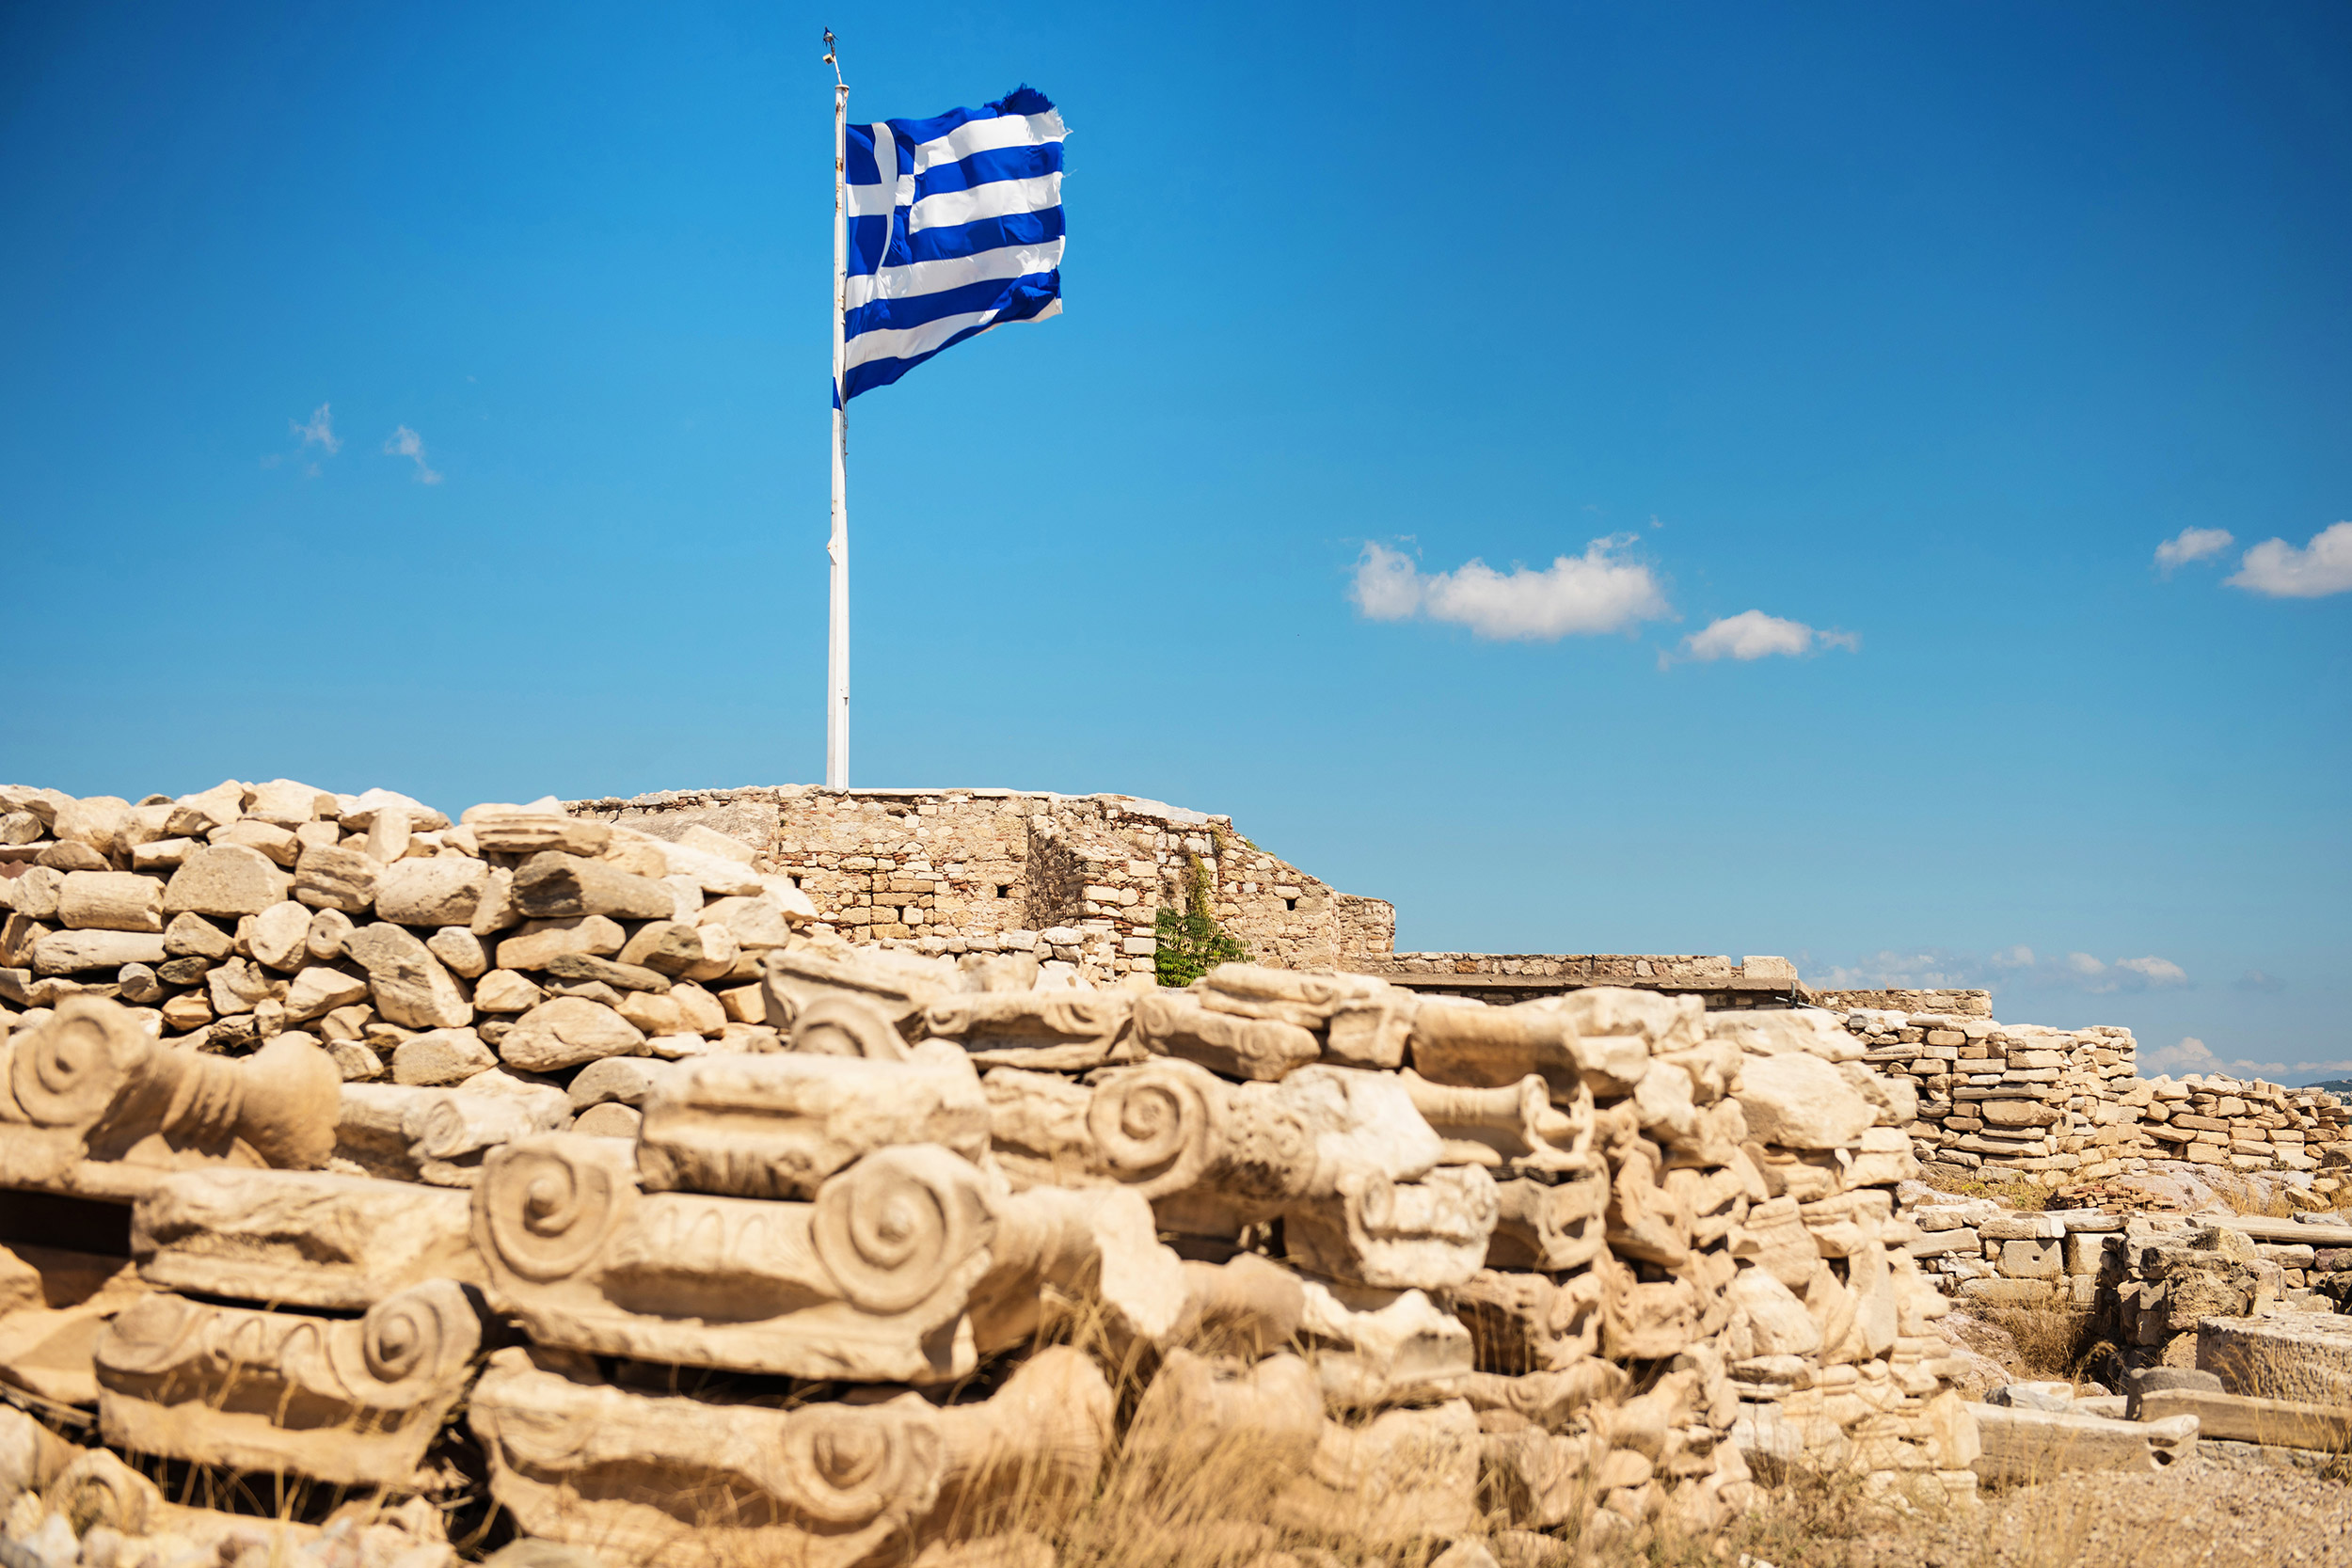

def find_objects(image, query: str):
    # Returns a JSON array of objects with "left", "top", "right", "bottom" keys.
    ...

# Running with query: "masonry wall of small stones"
[
  {"left": 0, "top": 775, "right": 2002, "bottom": 1568},
  {"left": 1842, "top": 1008, "right": 2352, "bottom": 1193},
  {"left": 567, "top": 786, "right": 1399, "bottom": 982}
]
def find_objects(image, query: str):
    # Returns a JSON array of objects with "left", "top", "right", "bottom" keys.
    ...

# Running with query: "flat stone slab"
[
  {"left": 1970, "top": 1403, "right": 2199, "bottom": 1484},
  {"left": 2131, "top": 1387, "right": 2352, "bottom": 1449},
  {"left": 2197, "top": 1313, "right": 2352, "bottom": 1404}
]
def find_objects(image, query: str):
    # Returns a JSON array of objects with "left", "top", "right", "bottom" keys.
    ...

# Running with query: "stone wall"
[
  {"left": 1345, "top": 952, "right": 1812, "bottom": 1008},
  {"left": 565, "top": 786, "right": 1397, "bottom": 982},
  {"left": 1842, "top": 1006, "right": 2352, "bottom": 1193},
  {"left": 0, "top": 773, "right": 2007, "bottom": 1562}
]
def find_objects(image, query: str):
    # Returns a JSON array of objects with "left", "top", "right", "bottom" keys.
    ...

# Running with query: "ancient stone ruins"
[{"left": 0, "top": 779, "right": 2345, "bottom": 1568}]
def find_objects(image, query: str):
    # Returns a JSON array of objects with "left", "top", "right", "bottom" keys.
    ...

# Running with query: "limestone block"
[
  {"left": 163, "top": 782, "right": 244, "bottom": 838},
  {"left": 2196, "top": 1314, "right": 2352, "bottom": 1403},
  {"left": 1540, "top": 987, "right": 1706, "bottom": 1090},
  {"left": 1407, "top": 1000, "right": 1581, "bottom": 1101},
  {"left": 244, "top": 779, "right": 338, "bottom": 829},
  {"left": 292, "top": 845, "right": 379, "bottom": 912},
  {"left": 56, "top": 873, "right": 165, "bottom": 934},
  {"left": 615, "top": 920, "right": 708, "bottom": 977},
  {"left": 703, "top": 892, "right": 803, "bottom": 949},
  {"left": 468, "top": 811, "right": 609, "bottom": 856},
  {"left": 342, "top": 922, "right": 472, "bottom": 1030},
  {"left": 499, "top": 996, "right": 647, "bottom": 1071},
  {"left": 760, "top": 944, "right": 954, "bottom": 1056},
  {"left": 374, "top": 859, "right": 489, "bottom": 927},
  {"left": 1284, "top": 1162, "right": 1496, "bottom": 1289},
  {"left": 1733, "top": 1053, "right": 1875, "bottom": 1149},
  {"left": 427, "top": 926, "right": 489, "bottom": 979},
  {"left": 1125, "top": 1349, "right": 1325, "bottom": 1500},
  {"left": 30, "top": 929, "right": 166, "bottom": 975},
  {"left": 213, "top": 817, "right": 301, "bottom": 865},
  {"left": 245, "top": 900, "right": 310, "bottom": 971},
  {"left": 1725, "top": 1266, "right": 1822, "bottom": 1358},
  {"left": 1845, "top": 1124, "right": 1919, "bottom": 1186},
  {"left": 513, "top": 852, "right": 675, "bottom": 922},
  {"left": 1400, "top": 1069, "right": 1593, "bottom": 1173},
  {"left": 644, "top": 836, "right": 766, "bottom": 897},
  {"left": 1708, "top": 1006, "right": 1863, "bottom": 1063},
  {"left": 1134, "top": 991, "right": 1319, "bottom": 1081},
  {"left": 574, "top": 1101, "right": 643, "bottom": 1138},
  {"left": 2130, "top": 1387, "right": 2352, "bottom": 1449},
  {"left": 1606, "top": 1139, "right": 1693, "bottom": 1266},
  {"left": 131, "top": 1166, "right": 483, "bottom": 1308},
  {"left": 964, "top": 1183, "right": 1188, "bottom": 1353},
  {"left": 0, "top": 1246, "right": 154, "bottom": 1405},
  {"left": 469, "top": 866, "right": 519, "bottom": 936},
  {"left": 1295, "top": 1273, "right": 1474, "bottom": 1406},
  {"left": 392, "top": 1028, "right": 497, "bottom": 1085},
  {"left": 635, "top": 1051, "right": 991, "bottom": 1200},
  {"left": 1457, "top": 1360, "right": 1629, "bottom": 1432},
  {"left": 0, "top": 866, "right": 62, "bottom": 921},
  {"left": 1271, "top": 1400, "right": 1482, "bottom": 1544},
  {"left": 1454, "top": 1269, "right": 1605, "bottom": 1374},
  {"left": 471, "top": 1134, "right": 998, "bottom": 1381},
  {"left": 1488, "top": 1168, "right": 1609, "bottom": 1273},
  {"left": 0, "top": 998, "right": 338, "bottom": 1186},
  {"left": 922, "top": 989, "right": 1139, "bottom": 1070},
  {"left": 1171, "top": 1254, "right": 1307, "bottom": 1359},
  {"left": 94, "top": 1281, "right": 485, "bottom": 1485},
  {"left": 52, "top": 797, "right": 131, "bottom": 857},
  {"left": 284, "top": 965, "right": 370, "bottom": 1022},
  {"left": 983, "top": 1059, "right": 1444, "bottom": 1242},
  {"left": 470, "top": 1343, "right": 1109, "bottom": 1568},
  {"left": 567, "top": 1055, "right": 676, "bottom": 1113},
  {"left": 1968, "top": 1404, "right": 2198, "bottom": 1483},
  {"left": 474, "top": 969, "right": 548, "bottom": 1013}
]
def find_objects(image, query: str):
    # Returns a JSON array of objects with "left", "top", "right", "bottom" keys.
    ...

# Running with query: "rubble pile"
[{"left": 0, "top": 780, "right": 1991, "bottom": 1568}]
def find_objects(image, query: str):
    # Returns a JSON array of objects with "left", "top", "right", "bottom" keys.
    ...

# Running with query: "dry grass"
[
  {"left": 1915, "top": 1172, "right": 2057, "bottom": 1211},
  {"left": 1970, "top": 1308, "right": 2111, "bottom": 1384}
]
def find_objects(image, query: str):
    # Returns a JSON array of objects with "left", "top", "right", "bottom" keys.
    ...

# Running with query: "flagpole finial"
[{"left": 823, "top": 27, "right": 843, "bottom": 88}]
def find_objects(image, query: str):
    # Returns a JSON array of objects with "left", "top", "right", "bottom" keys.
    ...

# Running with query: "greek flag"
[{"left": 839, "top": 87, "right": 1065, "bottom": 404}]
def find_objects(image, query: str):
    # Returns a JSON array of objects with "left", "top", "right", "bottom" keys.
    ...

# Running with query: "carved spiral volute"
[
  {"left": 777, "top": 1403, "right": 946, "bottom": 1524},
  {"left": 477, "top": 1137, "right": 638, "bottom": 1284},
  {"left": 1087, "top": 1061, "right": 1222, "bottom": 1198},
  {"left": 811, "top": 1146, "right": 992, "bottom": 1316},
  {"left": 359, "top": 1281, "right": 480, "bottom": 1393},
  {"left": 8, "top": 995, "right": 149, "bottom": 1129}
]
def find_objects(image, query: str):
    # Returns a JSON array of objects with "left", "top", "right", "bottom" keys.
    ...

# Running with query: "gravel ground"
[{"left": 1733, "top": 1458, "right": 2352, "bottom": 1568}]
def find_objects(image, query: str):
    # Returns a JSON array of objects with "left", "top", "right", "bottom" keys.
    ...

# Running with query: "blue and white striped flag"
[{"left": 839, "top": 87, "right": 1065, "bottom": 404}]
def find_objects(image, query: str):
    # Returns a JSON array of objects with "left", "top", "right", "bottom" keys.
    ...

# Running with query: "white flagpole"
[{"left": 824, "top": 30, "right": 850, "bottom": 790}]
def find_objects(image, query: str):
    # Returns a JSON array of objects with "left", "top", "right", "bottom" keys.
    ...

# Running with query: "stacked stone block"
[
  {"left": 0, "top": 778, "right": 1996, "bottom": 1564},
  {"left": 1840, "top": 1008, "right": 2351, "bottom": 1192},
  {"left": 567, "top": 785, "right": 1398, "bottom": 985}
]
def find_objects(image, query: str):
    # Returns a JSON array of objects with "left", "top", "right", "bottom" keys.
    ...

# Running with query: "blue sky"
[{"left": 4, "top": 3, "right": 2346, "bottom": 1080}]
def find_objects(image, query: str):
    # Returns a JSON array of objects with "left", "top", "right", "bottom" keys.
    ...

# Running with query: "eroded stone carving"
[
  {"left": 471, "top": 1135, "right": 997, "bottom": 1382},
  {"left": 1283, "top": 1165, "right": 1499, "bottom": 1289},
  {"left": 93, "top": 1281, "right": 485, "bottom": 1485},
  {"left": 634, "top": 1050, "right": 991, "bottom": 1200},
  {"left": 0, "top": 998, "right": 338, "bottom": 1190},
  {"left": 921, "top": 990, "right": 1138, "bottom": 1071},
  {"left": 469, "top": 1343, "right": 1111, "bottom": 1568},
  {"left": 131, "top": 1167, "right": 485, "bottom": 1309},
  {"left": 1400, "top": 1069, "right": 1593, "bottom": 1172}
]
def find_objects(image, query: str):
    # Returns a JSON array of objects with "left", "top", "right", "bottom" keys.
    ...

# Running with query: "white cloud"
[
  {"left": 2153, "top": 527, "right": 2232, "bottom": 573},
  {"left": 384, "top": 425, "right": 443, "bottom": 485},
  {"left": 2138, "top": 1036, "right": 2352, "bottom": 1082},
  {"left": 1681, "top": 610, "right": 1859, "bottom": 662},
  {"left": 2228, "top": 521, "right": 2352, "bottom": 598},
  {"left": 293, "top": 402, "right": 341, "bottom": 455},
  {"left": 1348, "top": 537, "right": 1669, "bottom": 641},
  {"left": 1351, "top": 543, "right": 1424, "bottom": 621},
  {"left": 2113, "top": 956, "right": 2188, "bottom": 986},
  {"left": 2141, "top": 1036, "right": 2216, "bottom": 1074},
  {"left": 1815, "top": 945, "right": 2189, "bottom": 994}
]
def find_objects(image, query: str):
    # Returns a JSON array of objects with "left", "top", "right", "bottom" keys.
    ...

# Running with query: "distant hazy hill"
[{"left": 2307, "top": 1079, "right": 2352, "bottom": 1096}]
